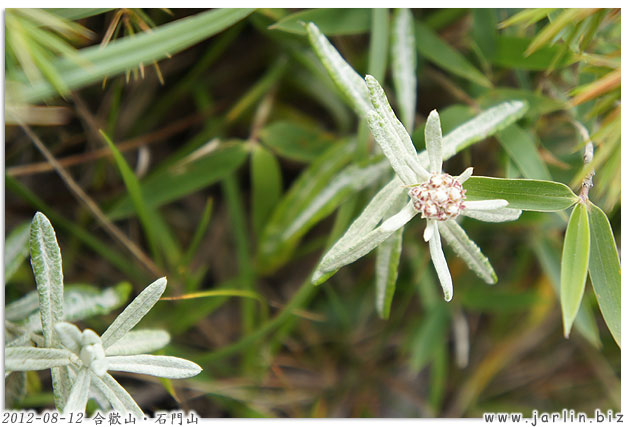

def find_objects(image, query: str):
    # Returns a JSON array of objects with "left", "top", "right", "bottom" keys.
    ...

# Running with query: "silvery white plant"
[
  {"left": 306, "top": 20, "right": 530, "bottom": 306},
  {"left": 312, "top": 75, "right": 521, "bottom": 301},
  {"left": 4, "top": 212, "right": 201, "bottom": 416}
]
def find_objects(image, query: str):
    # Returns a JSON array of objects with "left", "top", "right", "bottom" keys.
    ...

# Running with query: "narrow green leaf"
[
  {"left": 5, "top": 221, "right": 31, "bottom": 282},
  {"left": 29, "top": 212, "right": 64, "bottom": 348},
  {"left": 409, "top": 304, "right": 450, "bottom": 373},
  {"left": 108, "top": 141, "right": 248, "bottom": 220},
  {"left": 271, "top": 9, "right": 371, "bottom": 35},
  {"left": 588, "top": 202, "right": 621, "bottom": 347},
  {"left": 367, "top": 8, "right": 389, "bottom": 81},
  {"left": 391, "top": 8, "right": 417, "bottom": 132},
  {"left": 464, "top": 177, "right": 578, "bottom": 212},
  {"left": 251, "top": 145, "right": 283, "bottom": 236},
  {"left": 181, "top": 198, "right": 214, "bottom": 270},
  {"left": 414, "top": 20, "right": 492, "bottom": 88},
  {"left": 561, "top": 203, "right": 591, "bottom": 338},
  {"left": 438, "top": 220, "right": 497, "bottom": 284},
  {"left": 496, "top": 124, "right": 552, "bottom": 180},
  {"left": 5, "top": 347, "right": 74, "bottom": 371},
  {"left": 472, "top": 9, "right": 497, "bottom": 60},
  {"left": 46, "top": 8, "right": 114, "bottom": 21},
  {"left": 101, "top": 277, "right": 167, "bottom": 349},
  {"left": 16, "top": 9, "right": 254, "bottom": 103},
  {"left": 100, "top": 130, "right": 161, "bottom": 261},
  {"left": 259, "top": 121, "right": 336, "bottom": 162}
]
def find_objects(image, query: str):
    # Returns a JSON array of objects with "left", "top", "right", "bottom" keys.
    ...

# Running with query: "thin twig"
[
  {"left": 17, "top": 121, "right": 163, "bottom": 277},
  {"left": 7, "top": 109, "right": 212, "bottom": 177},
  {"left": 572, "top": 120, "right": 595, "bottom": 201}
]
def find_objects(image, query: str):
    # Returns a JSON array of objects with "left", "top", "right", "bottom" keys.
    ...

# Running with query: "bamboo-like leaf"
[
  {"left": 90, "top": 373, "right": 143, "bottom": 418},
  {"left": 106, "top": 355, "right": 202, "bottom": 379},
  {"left": 417, "top": 101, "right": 528, "bottom": 169},
  {"left": 391, "top": 8, "right": 417, "bottom": 132},
  {"left": 259, "top": 120, "right": 335, "bottom": 163},
  {"left": 105, "top": 330, "right": 171, "bottom": 356},
  {"left": 306, "top": 22, "right": 372, "bottom": 118},
  {"left": 5, "top": 347, "right": 75, "bottom": 371},
  {"left": 525, "top": 9, "right": 597, "bottom": 55},
  {"left": 464, "top": 177, "right": 578, "bottom": 211},
  {"left": 5, "top": 221, "right": 30, "bottom": 282},
  {"left": 561, "top": 203, "right": 591, "bottom": 338},
  {"left": 15, "top": 9, "right": 254, "bottom": 103},
  {"left": 47, "top": 8, "right": 114, "bottom": 21},
  {"left": 29, "top": 212, "right": 64, "bottom": 348},
  {"left": 62, "top": 367, "right": 90, "bottom": 414},
  {"left": 588, "top": 202, "right": 621, "bottom": 347},
  {"left": 101, "top": 277, "right": 167, "bottom": 349}
]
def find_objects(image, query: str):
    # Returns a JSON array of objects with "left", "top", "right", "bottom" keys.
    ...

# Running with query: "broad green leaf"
[
  {"left": 5, "top": 347, "right": 75, "bottom": 371},
  {"left": 29, "top": 212, "right": 64, "bottom": 348},
  {"left": 491, "top": 36, "right": 573, "bottom": 71},
  {"left": 306, "top": 22, "right": 372, "bottom": 118},
  {"left": 414, "top": 20, "right": 492, "bottom": 88},
  {"left": 533, "top": 236, "right": 601, "bottom": 348},
  {"left": 588, "top": 203, "right": 621, "bottom": 347},
  {"left": 374, "top": 191, "right": 406, "bottom": 319},
  {"left": 560, "top": 203, "right": 591, "bottom": 338},
  {"left": 416, "top": 101, "right": 528, "bottom": 169},
  {"left": 409, "top": 304, "right": 450, "bottom": 373},
  {"left": 464, "top": 177, "right": 578, "bottom": 212},
  {"left": 108, "top": 141, "right": 248, "bottom": 220},
  {"left": 101, "top": 277, "right": 167, "bottom": 349},
  {"left": 104, "top": 330, "right": 171, "bottom": 356},
  {"left": 391, "top": 8, "right": 417, "bottom": 132},
  {"left": 63, "top": 368, "right": 90, "bottom": 415},
  {"left": 90, "top": 373, "right": 143, "bottom": 418},
  {"left": 251, "top": 145, "right": 283, "bottom": 236},
  {"left": 100, "top": 130, "right": 161, "bottom": 260},
  {"left": 496, "top": 124, "right": 552, "bottom": 181},
  {"left": 272, "top": 8, "right": 371, "bottom": 35},
  {"left": 5, "top": 221, "right": 30, "bottom": 282},
  {"left": 15, "top": 9, "right": 254, "bottom": 103},
  {"left": 259, "top": 120, "right": 335, "bottom": 162},
  {"left": 438, "top": 220, "right": 497, "bottom": 284},
  {"left": 106, "top": 355, "right": 202, "bottom": 379}
]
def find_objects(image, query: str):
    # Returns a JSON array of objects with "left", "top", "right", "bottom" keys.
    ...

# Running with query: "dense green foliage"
[{"left": 5, "top": 8, "right": 620, "bottom": 417}]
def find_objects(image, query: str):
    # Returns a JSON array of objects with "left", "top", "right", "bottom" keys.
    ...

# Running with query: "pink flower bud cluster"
[{"left": 409, "top": 173, "right": 466, "bottom": 221}]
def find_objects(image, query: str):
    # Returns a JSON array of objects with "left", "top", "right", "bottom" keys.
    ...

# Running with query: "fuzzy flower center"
[{"left": 408, "top": 173, "right": 466, "bottom": 221}]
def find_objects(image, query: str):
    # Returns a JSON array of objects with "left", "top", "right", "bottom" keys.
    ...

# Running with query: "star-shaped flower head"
[
  {"left": 312, "top": 75, "right": 522, "bottom": 301},
  {"left": 5, "top": 277, "right": 201, "bottom": 416}
]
